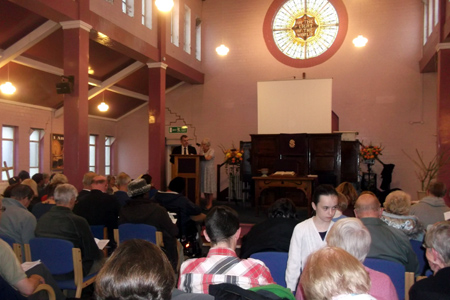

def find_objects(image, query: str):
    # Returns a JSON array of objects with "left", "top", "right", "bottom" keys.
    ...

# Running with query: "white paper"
[
  {"left": 94, "top": 238, "right": 110, "bottom": 250},
  {"left": 444, "top": 211, "right": 450, "bottom": 221},
  {"left": 22, "top": 260, "right": 41, "bottom": 272}
]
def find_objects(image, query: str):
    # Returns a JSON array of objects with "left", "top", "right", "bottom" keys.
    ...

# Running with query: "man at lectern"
[{"left": 170, "top": 135, "right": 197, "bottom": 164}]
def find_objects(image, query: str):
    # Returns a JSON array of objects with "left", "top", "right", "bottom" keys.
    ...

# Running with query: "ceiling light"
[
  {"left": 216, "top": 44, "right": 229, "bottom": 56},
  {"left": 98, "top": 93, "right": 109, "bottom": 112},
  {"left": 1, "top": 64, "right": 16, "bottom": 95},
  {"left": 88, "top": 66, "right": 94, "bottom": 75},
  {"left": 155, "top": 0, "right": 174, "bottom": 12},
  {"left": 98, "top": 32, "right": 108, "bottom": 38},
  {"left": 353, "top": 35, "right": 368, "bottom": 47}
]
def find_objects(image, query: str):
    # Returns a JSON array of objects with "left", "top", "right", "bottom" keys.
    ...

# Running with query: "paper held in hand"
[{"left": 95, "top": 238, "right": 110, "bottom": 250}]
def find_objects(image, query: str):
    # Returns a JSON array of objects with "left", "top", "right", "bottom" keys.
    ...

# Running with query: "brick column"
[{"left": 60, "top": 21, "right": 92, "bottom": 190}]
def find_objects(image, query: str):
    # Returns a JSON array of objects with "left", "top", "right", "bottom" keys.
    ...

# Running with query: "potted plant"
[{"left": 402, "top": 149, "right": 450, "bottom": 199}]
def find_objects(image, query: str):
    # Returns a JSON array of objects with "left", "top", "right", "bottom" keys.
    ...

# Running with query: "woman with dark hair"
[
  {"left": 240, "top": 198, "right": 299, "bottom": 259},
  {"left": 95, "top": 239, "right": 213, "bottom": 300},
  {"left": 285, "top": 184, "right": 338, "bottom": 292}
]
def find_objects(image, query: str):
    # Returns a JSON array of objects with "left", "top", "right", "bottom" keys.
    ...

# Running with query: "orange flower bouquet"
[
  {"left": 360, "top": 144, "right": 383, "bottom": 161},
  {"left": 219, "top": 144, "right": 244, "bottom": 165}
]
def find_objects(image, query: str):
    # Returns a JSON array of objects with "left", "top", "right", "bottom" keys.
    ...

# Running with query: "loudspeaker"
[{"left": 56, "top": 76, "right": 74, "bottom": 94}]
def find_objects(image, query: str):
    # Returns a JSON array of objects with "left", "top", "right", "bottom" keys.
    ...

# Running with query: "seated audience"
[
  {"left": 119, "top": 178, "right": 179, "bottom": 270},
  {"left": 153, "top": 177, "right": 205, "bottom": 238},
  {"left": 178, "top": 206, "right": 274, "bottom": 293},
  {"left": 325, "top": 218, "right": 398, "bottom": 300},
  {"left": 95, "top": 239, "right": 213, "bottom": 300},
  {"left": 140, "top": 173, "right": 158, "bottom": 198},
  {"left": 18, "top": 170, "right": 30, "bottom": 182},
  {"left": 0, "top": 184, "right": 36, "bottom": 246},
  {"left": 354, "top": 192, "right": 420, "bottom": 274},
  {"left": 240, "top": 198, "right": 299, "bottom": 259},
  {"left": 286, "top": 185, "right": 338, "bottom": 292},
  {"left": 106, "top": 175, "right": 118, "bottom": 195},
  {"left": 35, "top": 184, "right": 104, "bottom": 279},
  {"left": 409, "top": 220, "right": 450, "bottom": 300},
  {"left": 31, "top": 173, "right": 46, "bottom": 200},
  {"left": 0, "top": 198, "right": 66, "bottom": 300},
  {"left": 336, "top": 182, "right": 358, "bottom": 217},
  {"left": 50, "top": 173, "right": 68, "bottom": 184},
  {"left": 73, "top": 175, "right": 120, "bottom": 242},
  {"left": 113, "top": 172, "right": 131, "bottom": 207},
  {"left": 332, "top": 192, "right": 348, "bottom": 222},
  {"left": 31, "top": 182, "right": 62, "bottom": 219},
  {"left": 410, "top": 181, "right": 450, "bottom": 229},
  {"left": 77, "top": 171, "right": 97, "bottom": 201},
  {"left": 381, "top": 190, "right": 424, "bottom": 240},
  {"left": 21, "top": 178, "right": 40, "bottom": 211},
  {"left": 300, "top": 247, "right": 375, "bottom": 300}
]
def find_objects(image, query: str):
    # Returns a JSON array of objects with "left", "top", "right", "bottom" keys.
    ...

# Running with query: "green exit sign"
[{"left": 169, "top": 127, "right": 187, "bottom": 133}]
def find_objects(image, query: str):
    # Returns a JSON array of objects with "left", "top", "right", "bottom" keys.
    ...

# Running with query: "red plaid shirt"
[{"left": 178, "top": 247, "right": 274, "bottom": 294}]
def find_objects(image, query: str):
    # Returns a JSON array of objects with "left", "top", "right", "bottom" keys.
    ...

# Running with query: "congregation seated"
[
  {"left": 380, "top": 190, "right": 424, "bottom": 240},
  {"left": 76, "top": 171, "right": 97, "bottom": 202},
  {"left": 240, "top": 198, "right": 299, "bottom": 259},
  {"left": 113, "top": 172, "right": 131, "bottom": 207},
  {"left": 178, "top": 206, "right": 274, "bottom": 293},
  {"left": 354, "top": 192, "right": 420, "bottom": 274},
  {"left": 0, "top": 184, "right": 36, "bottom": 247},
  {"left": 119, "top": 178, "right": 179, "bottom": 270},
  {"left": 35, "top": 184, "right": 104, "bottom": 280},
  {"left": 300, "top": 246, "right": 376, "bottom": 300},
  {"left": 332, "top": 192, "right": 348, "bottom": 222},
  {"left": 410, "top": 181, "right": 450, "bottom": 229},
  {"left": 336, "top": 182, "right": 358, "bottom": 217},
  {"left": 153, "top": 176, "right": 205, "bottom": 239},
  {"left": 95, "top": 239, "right": 213, "bottom": 300},
  {"left": 73, "top": 175, "right": 120, "bottom": 243},
  {"left": 31, "top": 182, "right": 62, "bottom": 220},
  {"left": 409, "top": 220, "right": 450, "bottom": 300},
  {"left": 325, "top": 218, "right": 398, "bottom": 300},
  {"left": 0, "top": 197, "right": 65, "bottom": 300}
]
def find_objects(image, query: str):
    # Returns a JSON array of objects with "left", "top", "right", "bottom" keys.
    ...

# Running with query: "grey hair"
[
  {"left": 116, "top": 172, "right": 131, "bottom": 186},
  {"left": 54, "top": 184, "right": 78, "bottom": 205},
  {"left": 425, "top": 221, "right": 450, "bottom": 266},
  {"left": 326, "top": 218, "right": 371, "bottom": 262},
  {"left": 51, "top": 173, "right": 69, "bottom": 184},
  {"left": 201, "top": 138, "right": 211, "bottom": 146}
]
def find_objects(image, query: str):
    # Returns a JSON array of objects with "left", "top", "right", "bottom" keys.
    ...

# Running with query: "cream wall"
[{"left": 161, "top": 0, "right": 438, "bottom": 198}]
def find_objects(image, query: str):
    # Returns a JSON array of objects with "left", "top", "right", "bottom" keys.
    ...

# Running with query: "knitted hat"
[{"left": 127, "top": 178, "right": 152, "bottom": 198}]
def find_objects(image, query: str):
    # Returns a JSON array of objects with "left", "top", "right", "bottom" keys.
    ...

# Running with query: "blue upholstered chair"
[
  {"left": 25, "top": 237, "right": 97, "bottom": 298},
  {"left": 250, "top": 251, "right": 288, "bottom": 288},
  {"left": 90, "top": 225, "right": 107, "bottom": 239},
  {"left": 115, "top": 223, "right": 163, "bottom": 247},
  {"left": 410, "top": 239, "right": 428, "bottom": 275},
  {"left": 0, "top": 235, "right": 23, "bottom": 263}
]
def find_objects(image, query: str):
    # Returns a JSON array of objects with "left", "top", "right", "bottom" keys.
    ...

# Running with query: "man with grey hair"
[
  {"left": 410, "top": 181, "right": 450, "bottom": 229},
  {"left": 77, "top": 171, "right": 97, "bottom": 201},
  {"left": 409, "top": 221, "right": 450, "bottom": 299},
  {"left": 113, "top": 172, "right": 131, "bottom": 207},
  {"left": 326, "top": 218, "right": 398, "bottom": 300},
  {"left": 35, "top": 183, "right": 104, "bottom": 279},
  {"left": 354, "top": 193, "right": 419, "bottom": 274}
]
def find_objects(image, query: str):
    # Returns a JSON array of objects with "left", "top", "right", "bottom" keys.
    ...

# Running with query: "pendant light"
[
  {"left": 155, "top": 0, "right": 174, "bottom": 12},
  {"left": 0, "top": 63, "right": 16, "bottom": 95},
  {"left": 98, "top": 92, "right": 109, "bottom": 112},
  {"left": 353, "top": 0, "right": 368, "bottom": 48},
  {"left": 216, "top": 0, "right": 229, "bottom": 56}
]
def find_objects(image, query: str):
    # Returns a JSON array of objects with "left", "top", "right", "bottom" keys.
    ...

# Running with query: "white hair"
[{"left": 54, "top": 184, "right": 78, "bottom": 205}]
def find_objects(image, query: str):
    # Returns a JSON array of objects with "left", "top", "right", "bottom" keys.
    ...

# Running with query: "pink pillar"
[
  {"left": 147, "top": 63, "right": 168, "bottom": 190},
  {"left": 61, "top": 21, "right": 92, "bottom": 190},
  {"left": 436, "top": 48, "right": 450, "bottom": 205}
]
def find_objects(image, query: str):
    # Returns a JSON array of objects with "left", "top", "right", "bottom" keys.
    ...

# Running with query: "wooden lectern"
[{"left": 171, "top": 154, "right": 201, "bottom": 205}]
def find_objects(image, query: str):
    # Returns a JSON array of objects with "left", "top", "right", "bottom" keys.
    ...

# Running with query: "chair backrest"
[
  {"left": 118, "top": 223, "right": 157, "bottom": 244},
  {"left": 409, "top": 239, "right": 427, "bottom": 275},
  {"left": 250, "top": 251, "right": 288, "bottom": 288},
  {"left": 90, "top": 225, "right": 107, "bottom": 239},
  {"left": 28, "top": 238, "right": 74, "bottom": 275},
  {"left": 0, "top": 235, "right": 15, "bottom": 248},
  {"left": 364, "top": 258, "right": 405, "bottom": 299}
]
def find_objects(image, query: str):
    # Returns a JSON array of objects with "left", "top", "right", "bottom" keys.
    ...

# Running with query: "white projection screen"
[{"left": 257, "top": 79, "right": 332, "bottom": 134}]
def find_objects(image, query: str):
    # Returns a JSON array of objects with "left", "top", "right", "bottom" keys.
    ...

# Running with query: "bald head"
[{"left": 354, "top": 193, "right": 382, "bottom": 219}]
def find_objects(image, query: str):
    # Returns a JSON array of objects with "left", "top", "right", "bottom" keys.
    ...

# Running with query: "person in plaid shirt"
[{"left": 178, "top": 206, "right": 274, "bottom": 293}]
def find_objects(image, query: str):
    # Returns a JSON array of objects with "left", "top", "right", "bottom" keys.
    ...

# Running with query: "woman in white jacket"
[{"left": 285, "top": 184, "right": 338, "bottom": 292}]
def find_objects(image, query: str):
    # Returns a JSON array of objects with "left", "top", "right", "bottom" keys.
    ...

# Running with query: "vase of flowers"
[{"left": 360, "top": 144, "right": 383, "bottom": 164}]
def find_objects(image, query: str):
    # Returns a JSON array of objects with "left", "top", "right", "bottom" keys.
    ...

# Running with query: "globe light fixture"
[
  {"left": 353, "top": 35, "right": 368, "bottom": 47},
  {"left": 98, "top": 93, "right": 109, "bottom": 112},
  {"left": 1, "top": 64, "right": 16, "bottom": 95},
  {"left": 216, "top": 44, "right": 229, "bottom": 56},
  {"left": 155, "top": 0, "right": 174, "bottom": 12}
]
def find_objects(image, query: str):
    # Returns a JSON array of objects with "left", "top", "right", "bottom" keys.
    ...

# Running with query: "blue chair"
[
  {"left": 364, "top": 258, "right": 411, "bottom": 300},
  {"left": 25, "top": 237, "right": 97, "bottom": 298},
  {"left": 410, "top": 239, "right": 428, "bottom": 275},
  {"left": 249, "top": 252, "right": 288, "bottom": 288},
  {"left": 0, "top": 235, "right": 23, "bottom": 263},
  {"left": 0, "top": 235, "right": 14, "bottom": 248},
  {"left": 90, "top": 225, "right": 107, "bottom": 239},
  {"left": 115, "top": 223, "right": 163, "bottom": 247}
]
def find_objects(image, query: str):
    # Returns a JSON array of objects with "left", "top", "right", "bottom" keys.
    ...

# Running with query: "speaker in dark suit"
[{"left": 170, "top": 145, "right": 197, "bottom": 163}]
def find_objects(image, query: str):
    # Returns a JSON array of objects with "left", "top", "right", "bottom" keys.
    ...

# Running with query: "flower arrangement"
[
  {"left": 360, "top": 144, "right": 383, "bottom": 161},
  {"left": 219, "top": 144, "right": 244, "bottom": 165}
]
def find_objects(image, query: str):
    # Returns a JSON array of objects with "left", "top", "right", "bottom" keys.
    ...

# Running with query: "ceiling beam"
[
  {"left": 0, "top": 20, "right": 60, "bottom": 68},
  {"left": 88, "top": 61, "right": 145, "bottom": 99}
]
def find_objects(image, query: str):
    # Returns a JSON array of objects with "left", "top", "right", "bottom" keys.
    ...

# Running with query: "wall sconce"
[{"left": 155, "top": 0, "right": 174, "bottom": 12}]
